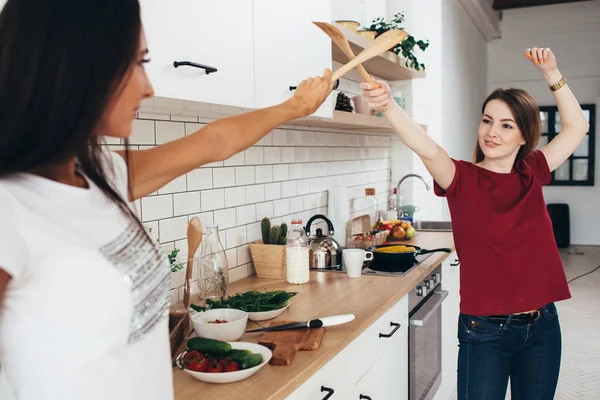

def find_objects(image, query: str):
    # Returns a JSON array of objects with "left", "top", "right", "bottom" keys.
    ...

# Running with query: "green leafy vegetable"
[{"left": 192, "top": 289, "right": 298, "bottom": 313}]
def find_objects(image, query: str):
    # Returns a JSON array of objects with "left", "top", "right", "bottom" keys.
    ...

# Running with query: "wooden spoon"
[
  {"left": 312, "top": 21, "right": 375, "bottom": 84},
  {"left": 331, "top": 29, "right": 408, "bottom": 82},
  {"left": 183, "top": 217, "right": 203, "bottom": 310}
]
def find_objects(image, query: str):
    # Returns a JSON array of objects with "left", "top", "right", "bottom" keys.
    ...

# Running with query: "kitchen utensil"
[
  {"left": 305, "top": 214, "right": 342, "bottom": 269},
  {"left": 177, "top": 342, "right": 272, "bottom": 384},
  {"left": 183, "top": 217, "right": 203, "bottom": 310},
  {"left": 258, "top": 321, "right": 327, "bottom": 365},
  {"left": 368, "top": 244, "right": 451, "bottom": 273},
  {"left": 327, "top": 186, "right": 349, "bottom": 247},
  {"left": 312, "top": 22, "right": 375, "bottom": 84},
  {"left": 342, "top": 249, "right": 373, "bottom": 278},
  {"left": 246, "top": 314, "right": 355, "bottom": 333},
  {"left": 334, "top": 20, "right": 360, "bottom": 31},
  {"left": 331, "top": 29, "right": 409, "bottom": 82}
]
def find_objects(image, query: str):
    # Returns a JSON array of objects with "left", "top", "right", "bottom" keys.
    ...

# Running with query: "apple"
[
  {"left": 390, "top": 224, "right": 406, "bottom": 239},
  {"left": 380, "top": 223, "right": 393, "bottom": 232},
  {"left": 405, "top": 226, "right": 416, "bottom": 239}
]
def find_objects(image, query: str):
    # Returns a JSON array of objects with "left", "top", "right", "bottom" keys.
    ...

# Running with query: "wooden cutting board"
[{"left": 258, "top": 321, "right": 326, "bottom": 365}]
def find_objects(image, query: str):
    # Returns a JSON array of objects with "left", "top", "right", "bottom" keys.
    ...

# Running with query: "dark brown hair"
[{"left": 473, "top": 88, "right": 541, "bottom": 163}]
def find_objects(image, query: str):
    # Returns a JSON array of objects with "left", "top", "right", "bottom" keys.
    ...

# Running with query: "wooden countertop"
[{"left": 173, "top": 232, "right": 455, "bottom": 400}]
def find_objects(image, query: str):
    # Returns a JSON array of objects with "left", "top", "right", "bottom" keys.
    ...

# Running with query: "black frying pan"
[{"left": 367, "top": 244, "right": 452, "bottom": 273}]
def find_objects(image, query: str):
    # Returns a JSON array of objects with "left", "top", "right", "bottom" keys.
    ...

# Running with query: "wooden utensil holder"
[
  {"left": 249, "top": 240, "right": 287, "bottom": 279},
  {"left": 169, "top": 311, "right": 191, "bottom": 361}
]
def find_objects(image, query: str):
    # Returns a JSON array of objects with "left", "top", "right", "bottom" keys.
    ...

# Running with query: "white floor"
[{"left": 449, "top": 245, "right": 600, "bottom": 400}]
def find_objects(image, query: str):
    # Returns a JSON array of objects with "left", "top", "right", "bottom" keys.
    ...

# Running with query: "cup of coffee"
[{"left": 342, "top": 249, "right": 374, "bottom": 278}]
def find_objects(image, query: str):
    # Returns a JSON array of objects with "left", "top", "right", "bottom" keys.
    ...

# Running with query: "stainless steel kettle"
[{"left": 305, "top": 214, "right": 343, "bottom": 269}]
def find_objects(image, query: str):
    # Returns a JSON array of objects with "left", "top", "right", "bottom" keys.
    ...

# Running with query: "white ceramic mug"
[{"left": 342, "top": 249, "right": 374, "bottom": 278}]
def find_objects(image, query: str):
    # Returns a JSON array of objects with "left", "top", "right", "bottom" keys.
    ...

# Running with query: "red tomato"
[
  {"left": 182, "top": 351, "right": 207, "bottom": 372},
  {"left": 224, "top": 361, "right": 241, "bottom": 372},
  {"left": 206, "top": 359, "right": 223, "bottom": 373}
]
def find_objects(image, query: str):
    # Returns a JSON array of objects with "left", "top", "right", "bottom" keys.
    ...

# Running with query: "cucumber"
[
  {"left": 239, "top": 353, "right": 263, "bottom": 369},
  {"left": 187, "top": 337, "right": 231, "bottom": 357},
  {"left": 226, "top": 349, "right": 252, "bottom": 360}
]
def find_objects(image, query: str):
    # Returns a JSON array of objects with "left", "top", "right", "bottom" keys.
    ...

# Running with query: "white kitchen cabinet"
[
  {"left": 434, "top": 251, "right": 461, "bottom": 400},
  {"left": 139, "top": 0, "right": 255, "bottom": 108},
  {"left": 287, "top": 295, "right": 409, "bottom": 400},
  {"left": 253, "top": 0, "right": 333, "bottom": 118}
]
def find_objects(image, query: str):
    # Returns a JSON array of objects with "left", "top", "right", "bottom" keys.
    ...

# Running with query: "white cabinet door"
[
  {"left": 140, "top": 0, "right": 255, "bottom": 108},
  {"left": 253, "top": 0, "right": 333, "bottom": 118},
  {"left": 435, "top": 251, "right": 460, "bottom": 400}
]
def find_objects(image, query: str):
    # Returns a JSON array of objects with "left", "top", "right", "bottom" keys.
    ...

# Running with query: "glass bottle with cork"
[
  {"left": 285, "top": 218, "right": 310, "bottom": 284},
  {"left": 365, "top": 188, "right": 381, "bottom": 229}
]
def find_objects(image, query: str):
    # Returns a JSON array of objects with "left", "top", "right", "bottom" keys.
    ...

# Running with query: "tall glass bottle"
[
  {"left": 365, "top": 188, "right": 381, "bottom": 229},
  {"left": 285, "top": 219, "right": 310, "bottom": 285},
  {"left": 200, "top": 223, "right": 228, "bottom": 300}
]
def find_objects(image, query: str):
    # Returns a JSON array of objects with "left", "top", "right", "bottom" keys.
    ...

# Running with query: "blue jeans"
[{"left": 457, "top": 303, "right": 561, "bottom": 400}]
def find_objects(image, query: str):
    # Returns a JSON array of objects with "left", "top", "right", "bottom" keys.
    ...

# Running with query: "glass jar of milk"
[{"left": 285, "top": 219, "right": 310, "bottom": 284}]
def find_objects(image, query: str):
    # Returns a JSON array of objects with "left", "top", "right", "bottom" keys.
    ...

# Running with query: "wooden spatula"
[
  {"left": 183, "top": 217, "right": 203, "bottom": 310},
  {"left": 312, "top": 21, "right": 375, "bottom": 84},
  {"left": 331, "top": 29, "right": 408, "bottom": 82}
]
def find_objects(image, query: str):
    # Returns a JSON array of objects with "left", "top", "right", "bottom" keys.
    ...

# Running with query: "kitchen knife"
[{"left": 246, "top": 314, "right": 355, "bottom": 333}]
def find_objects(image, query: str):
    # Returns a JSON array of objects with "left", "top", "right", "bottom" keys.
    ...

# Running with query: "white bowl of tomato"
[
  {"left": 177, "top": 340, "right": 272, "bottom": 384},
  {"left": 191, "top": 308, "right": 248, "bottom": 342}
]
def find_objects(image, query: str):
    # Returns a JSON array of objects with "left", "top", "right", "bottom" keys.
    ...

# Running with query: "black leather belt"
[{"left": 486, "top": 309, "right": 541, "bottom": 325}]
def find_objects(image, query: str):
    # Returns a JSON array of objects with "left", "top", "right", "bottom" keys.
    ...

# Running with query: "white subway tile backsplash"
[
  {"left": 201, "top": 189, "right": 225, "bottom": 211},
  {"left": 297, "top": 180, "right": 310, "bottom": 196},
  {"left": 281, "top": 181, "right": 297, "bottom": 197},
  {"left": 224, "top": 187, "right": 246, "bottom": 208},
  {"left": 237, "top": 245, "right": 251, "bottom": 265},
  {"left": 245, "top": 147, "right": 264, "bottom": 165},
  {"left": 173, "top": 192, "right": 201, "bottom": 216},
  {"left": 130, "top": 119, "right": 155, "bottom": 145},
  {"left": 226, "top": 248, "right": 238, "bottom": 269},
  {"left": 309, "top": 148, "right": 322, "bottom": 162},
  {"left": 156, "top": 121, "right": 185, "bottom": 144},
  {"left": 246, "top": 222, "right": 262, "bottom": 243},
  {"left": 229, "top": 265, "right": 248, "bottom": 283},
  {"left": 281, "top": 147, "right": 296, "bottom": 163},
  {"left": 288, "top": 130, "right": 303, "bottom": 146},
  {"left": 226, "top": 226, "right": 247, "bottom": 249},
  {"left": 187, "top": 168, "right": 213, "bottom": 191},
  {"left": 274, "top": 199, "right": 290, "bottom": 217},
  {"left": 310, "top": 178, "right": 323, "bottom": 193},
  {"left": 315, "top": 162, "right": 329, "bottom": 178},
  {"left": 141, "top": 195, "right": 173, "bottom": 222},
  {"left": 289, "top": 164, "right": 303, "bottom": 179},
  {"left": 303, "top": 131, "right": 316, "bottom": 146},
  {"left": 144, "top": 221, "right": 159, "bottom": 241},
  {"left": 273, "top": 164, "right": 289, "bottom": 181},
  {"left": 213, "top": 167, "right": 236, "bottom": 188},
  {"left": 236, "top": 204, "right": 256, "bottom": 225},
  {"left": 272, "top": 129, "right": 288, "bottom": 146},
  {"left": 255, "top": 165, "right": 273, "bottom": 184},
  {"left": 304, "top": 194, "right": 318, "bottom": 210},
  {"left": 302, "top": 163, "right": 316, "bottom": 179},
  {"left": 246, "top": 184, "right": 265, "bottom": 204},
  {"left": 264, "top": 147, "right": 281, "bottom": 164},
  {"left": 158, "top": 175, "right": 187, "bottom": 195},
  {"left": 224, "top": 152, "right": 245, "bottom": 166},
  {"left": 295, "top": 147, "right": 309, "bottom": 162},
  {"left": 159, "top": 216, "right": 188, "bottom": 242},
  {"left": 264, "top": 182, "right": 281, "bottom": 201},
  {"left": 256, "top": 201, "right": 274, "bottom": 219},
  {"left": 184, "top": 122, "right": 202, "bottom": 135},
  {"left": 235, "top": 166, "right": 255, "bottom": 185},
  {"left": 255, "top": 132, "right": 272, "bottom": 146},
  {"left": 219, "top": 230, "right": 227, "bottom": 249},
  {"left": 214, "top": 208, "right": 237, "bottom": 230}
]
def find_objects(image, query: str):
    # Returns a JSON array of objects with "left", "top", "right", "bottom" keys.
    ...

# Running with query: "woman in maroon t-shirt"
[{"left": 361, "top": 48, "right": 588, "bottom": 399}]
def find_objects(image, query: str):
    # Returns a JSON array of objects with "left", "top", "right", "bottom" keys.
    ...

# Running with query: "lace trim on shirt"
[{"left": 99, "top": 222, "right": 170, "bottom": 343}]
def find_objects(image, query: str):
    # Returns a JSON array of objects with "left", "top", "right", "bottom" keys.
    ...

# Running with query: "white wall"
[{"left": 487, "top": 0, "right": 600, "bottom": 245}]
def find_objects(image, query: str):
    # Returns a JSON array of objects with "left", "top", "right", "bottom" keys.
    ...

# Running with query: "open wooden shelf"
[
  {"left": 330, "top": 23, "right": 426, "bottom": 81},
  {"left": 291, "top": 110, "right": 427, "bottom": 134}
]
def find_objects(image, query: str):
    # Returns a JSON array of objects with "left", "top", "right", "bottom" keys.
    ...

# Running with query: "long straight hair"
[
  {"left": 0, "top": 0, "right": 145, "bottom": 230},
  {"left": 474, "top": 88, "right": 541, "bottom": 163}
]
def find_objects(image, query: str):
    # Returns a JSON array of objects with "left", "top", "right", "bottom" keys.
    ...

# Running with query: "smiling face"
[
  {"left": 477, "top": 99, "right": 526, "bottom": 162},
  {"left": 99, "top": 29, "right": 155, "bottom": 138}
]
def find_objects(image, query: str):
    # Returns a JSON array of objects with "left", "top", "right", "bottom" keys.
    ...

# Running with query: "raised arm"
[
  {"left": 527, "top": 47, "right": 589, "bottom": 172},
  {"left": 117, "top": 69, "right": 333, "bottom": 201},
  {"left": 360, "top": 80, "right": 455, "bottom": 190}
]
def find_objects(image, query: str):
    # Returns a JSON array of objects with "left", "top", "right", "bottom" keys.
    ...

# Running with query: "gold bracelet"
[{"left": 548, "top": 76, "right": 567, "bottom": 92}]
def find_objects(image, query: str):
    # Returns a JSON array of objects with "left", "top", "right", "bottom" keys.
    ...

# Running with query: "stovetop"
[{"left": 321, "top": 252, "right": 434, "bottom": 277}]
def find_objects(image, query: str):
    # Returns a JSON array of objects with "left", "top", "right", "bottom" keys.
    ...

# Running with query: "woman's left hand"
[{"left": 525, "top": 47, "right": 557, "bottom": 72}]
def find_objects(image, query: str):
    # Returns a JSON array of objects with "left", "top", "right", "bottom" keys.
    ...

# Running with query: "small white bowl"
[
  {"left": 192, "top": 309, "right": 248, "bottom": 341},
  {"left": 246, "top": 301, "right": 291, "bottom": 321},
  {"left": 178, "top": 342, "right": 272, "bottom": 384}
]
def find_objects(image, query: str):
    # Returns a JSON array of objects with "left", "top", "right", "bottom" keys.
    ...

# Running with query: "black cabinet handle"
[
  {"left": 450, "top": 258, "right": 460, "bottom": 267},
  {"left": 173, "top": 61, "right": 217, "bottom": 74},
  {"left": 359, "top": 395, "right": 372, "bottom": 400},
  {"left": 379, "top": 322, "right": 401, "bottom": 338},
  {"left": 290, "top": 79, "right": 340, "bottom": 91},
  {"left": 321, "top": 386, "right": 335, "bottom": 399}
]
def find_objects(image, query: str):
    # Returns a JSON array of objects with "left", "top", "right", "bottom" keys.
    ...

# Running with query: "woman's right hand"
[
  {"left": 291, "top": 68, "right": 334, "bottom": 117},
  {"left": 360, "top": 79, "right": 393, "bottom": 112}
]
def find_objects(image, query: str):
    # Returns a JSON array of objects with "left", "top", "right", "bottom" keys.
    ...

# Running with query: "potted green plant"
[{"left": 366, "top": 12, "right": 429, "bottom": 71}]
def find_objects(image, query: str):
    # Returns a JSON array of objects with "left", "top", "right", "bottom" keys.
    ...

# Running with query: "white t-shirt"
[{"left": 0, "top": 151, "right": 174, "bottom": 400}]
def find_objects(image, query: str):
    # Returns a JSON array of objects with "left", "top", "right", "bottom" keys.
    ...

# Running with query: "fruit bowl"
[{"left": 177, "top": 342, "right": 272, "bottom": 384}]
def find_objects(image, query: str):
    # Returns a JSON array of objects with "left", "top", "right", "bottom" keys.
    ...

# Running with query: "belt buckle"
[{"left": 532, "top": 310, "right": 541, "bottom": 322}]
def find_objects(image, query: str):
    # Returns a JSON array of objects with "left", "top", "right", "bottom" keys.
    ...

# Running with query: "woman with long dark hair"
[
  {"left": 361, "top": 47, "right": 588, "bottom": 399},
  {"left": 0, "top": 0, "right": 332, "bottom": 399}
]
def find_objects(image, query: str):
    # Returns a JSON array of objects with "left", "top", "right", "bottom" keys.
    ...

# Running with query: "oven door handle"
[{"left": 409, "top": 290, "right": 449, "bottom": 327}]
